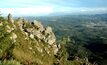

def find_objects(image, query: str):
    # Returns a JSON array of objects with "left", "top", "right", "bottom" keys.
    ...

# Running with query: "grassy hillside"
[{"left": 0, "top": 14, "right": 93, "bottom": 65}]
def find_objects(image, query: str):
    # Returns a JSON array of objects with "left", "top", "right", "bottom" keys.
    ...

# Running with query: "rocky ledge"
[{"left": 0, "top": 13, "right": 60, "bottom": 65}]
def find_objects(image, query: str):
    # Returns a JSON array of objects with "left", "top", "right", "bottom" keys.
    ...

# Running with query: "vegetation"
[
  {"left": 0, "top": 13, "right": 107, "bottom": 65},
  {"left": 28, "top": 14, "right": 107, "bottom": 65}
]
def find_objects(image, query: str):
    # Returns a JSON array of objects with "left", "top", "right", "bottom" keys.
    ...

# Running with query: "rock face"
[
  {"left": 17, "top": 17, "right": 26, "bottom": 31},
  {"left": 0, "top": 14, "right": 60, "bottom": 65},
  {"left": 0, "top": 14, "right": 93, "bottom": 65},
  {"left": 9, "top": 15, "right": 59, "bottom": 55},
  {"left": 24, "top": 20, "right": 59, "bottom": 54},
  {"left": 44, "top": 26, "right": 56, "bottom": 45},
  {"left": 32, "top": 21, "right": 56, "bottom": 45},
  {"left": 8, "top": 13, "right": 14, "bottom": 23},
  {"left": 33, "top": 20, "right": 44, "bottom": 32}
]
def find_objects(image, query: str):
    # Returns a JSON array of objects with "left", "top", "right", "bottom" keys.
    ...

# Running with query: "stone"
[
  {"left": 33, "top": 30, "right": 43, "bottom": 39},
  {"left": 6, "top": 25, "right": 15, "bottom": 33},
  {"left": 44, "top": 26, "right": 56, "bottom": 45},
  {"left": 8, "top": 13, "right": 14, "bottom": 23},
  {"left": 26, "top": 28, "right": 33, "bottom": 33},
  {"left": 6, "top": 25, "right": 12, "bottom": 33},
  {"left": 17, "top": 17, "right": 26, "bottom": 31},
  {"left": 52, "top": 44, "right": 59, "bottom": 54},
  {"left": 10, "top": 33, "right": 17, "bottom": 42},
  {"left": 58, "top": 44, "right": 61, "bottom": 49},
  {"left": 6, "top": 25, "right": 11, "bottom": 29},
  {"left": 45, "top": 26, "right": 53, "bottom": 34},
  {"left": 29, "top": 34, "right": 34, "bottom": 39},
  {"left": 12, "top": 33, "right": 17, "bottom": 39},
  {"left": 24, "top": 32, "right": 28, "bottom": 37},
  {"left": 33, "top": 20, "right": 44, "bottom": 32}
]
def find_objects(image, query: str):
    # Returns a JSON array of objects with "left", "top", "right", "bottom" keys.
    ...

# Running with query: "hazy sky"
[{"left": 0, "top": 0, "right": 107, "bottom": 16}]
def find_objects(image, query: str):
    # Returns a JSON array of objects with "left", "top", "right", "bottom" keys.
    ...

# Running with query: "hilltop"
[{"left": 0, "top": 14, "right": 93, "bottom": 65}]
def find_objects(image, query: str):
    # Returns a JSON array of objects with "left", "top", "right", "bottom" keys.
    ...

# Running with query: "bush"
[{"left": 0, "top": 60, "right": 21, "bottom": 65}]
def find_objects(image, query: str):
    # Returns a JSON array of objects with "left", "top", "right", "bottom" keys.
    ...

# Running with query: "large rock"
[
  {"left": 44, "top": 26, "right": 56, "bottom": 45},
  {"left": 31, "top": 21, "right": 45, "bottom": 39},
  {"left": 17, "top": 19, "right": 59, "bottom": 55},
  {"left": 17, "top": 17, "right": 26, "bottom": 31},
  {"left": 27, "top": 21, "right": 59, "bottom": 54},
  {"left": 10, "top": 33, "right": 17, "bottom": 42},
  {"left": 6, "top": 25, "right": 14, "bottom": 33},
  {"left": 33, "top": 20, "right": 44, "bottom": 32},
  {"left": 29, "top": 34, "right": 34, "bottom": 39},
  {"left": 32, "top": 21, "right": 56, "bottom": 45},
  {"left": 32, "top": 21, "right": 58, "bottom": 54},
  {"left": 8, "top": 13, "right": 14, "bottom": 23}
]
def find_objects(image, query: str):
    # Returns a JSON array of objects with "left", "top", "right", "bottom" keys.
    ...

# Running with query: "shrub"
[{"left": 0, "top": 60, "right": 21, "bottom": 65}]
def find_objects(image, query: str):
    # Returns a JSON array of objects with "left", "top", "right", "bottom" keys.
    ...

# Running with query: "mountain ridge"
[{"left": 0, "top": 13, "right": 93, "bottom": 65}]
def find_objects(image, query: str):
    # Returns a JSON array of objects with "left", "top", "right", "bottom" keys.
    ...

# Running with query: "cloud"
[
  {"left": 54, "top": 7, "right": 107, "bottom": 12},
  {"left": 0, "top": 7, "right": 54, "bottom": 16},
  {"left": 78, "top": 8, "right": 107, "bottom": 14},
  {"left": 0, "top": 7, "right": 107, "bottom": 16}
]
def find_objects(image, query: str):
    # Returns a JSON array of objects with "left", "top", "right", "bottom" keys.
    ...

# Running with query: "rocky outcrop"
[
  {"left": 30, "top": 21, "right": 58, "bottom": 54},
  {"left": 33, "top": 20, "right": 44, "bottom": 32},
  {"left": 0, "top": 14, "right": 94, "bottom": 65},
  {"left": 31, "top": 21, "right": 56, "bottom": 45},
  {"left": 8, "top": 13, "right": 14, "bottom": 23},
  {"left": 23, "top": 20, "right": 58, "bottom": 54},
  {"left": 10, "top": 33, "right": 17, "bottom": 43},
  {"left": 44, "top": 26, "right": 56, "bottom": 45},
  {"left": 0, "top": 13, "right": 60, "bottom": 65},
  {"left": 17, "top": 17, "right": 25, "bottom": 31},
  {"left": 13, "top": 16, "right": 59, "bottom": 55}
]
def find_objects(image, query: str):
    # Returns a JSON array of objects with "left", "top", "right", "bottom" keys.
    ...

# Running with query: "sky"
[{"left": 0, "top": 0, "right": 107, "bottom": 16}]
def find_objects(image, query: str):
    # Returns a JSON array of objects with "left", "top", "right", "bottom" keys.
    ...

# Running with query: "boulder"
[
  {"left": 17, "top": 17, "right": 27, "bottom": 31},
  {"left": 29, "top": 34, "right": 34, "bottom": 39},
  {"left": 33, "top": 30, "right": 43, "bottom": 39},
  {"left": 53, "top": 44, "right": 59, "bottom": 55},
  {"left": 44, "top": 26, "right": 56, "bottom": 45},
  {"left": 33, "top": 20, "right": 44, "bottom": 32},
  {"left": 6, "top": 25, "right": 14, "bottom": 33},
  {"left": 8, "top": 13, "right": 14, "bottom": 23},
  {"left": 10, "top": 33, "right": 17, "bottom": 42}
]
